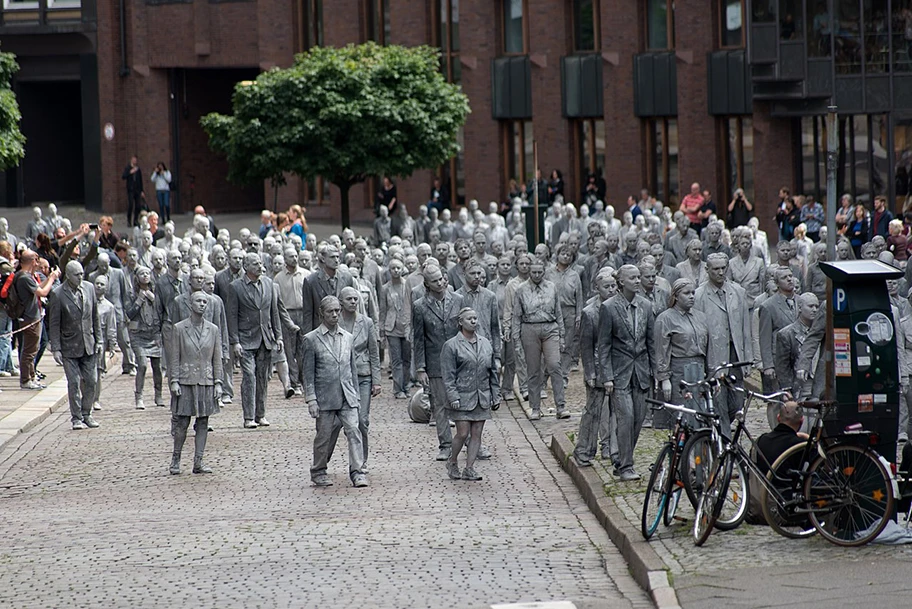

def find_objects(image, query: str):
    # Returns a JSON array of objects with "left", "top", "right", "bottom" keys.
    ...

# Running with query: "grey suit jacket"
[
  {"left": 48, "top": 281, "right": 101, "bottom": 358},
  {"left": 172, "top": 292, "right": 230, "bottom": 362},
  {"left": 301, "top": 268, "right": 356, "bottom": 334},
  {"left": 90, "top": 267, "right": 129, "bottom": 319},
  {"left": 171, "top": 318, "right": 223, "bottom": 386},
  {"left": 456, "top": 285, "right": 501, "bottom": 362},
  {"left": 579, "top": 300, "right": 601, "bottom": 385},
  {"left": 348, "top": 314, "right": 380, "bottom": 385},
  {"left": 441, "top": 333, "right": 500, "bottom": 409},
  {"left": 758, "top": 293, "right": 798, "bottom": 370},
  {"left": 774, "top": 320, "right": 809, "bottom": 394},
  {"left": 641, "top": 286, "right": 670, "bottom": 318},
  {"left": 412, "top": 291, "right": 464, "bottom": 378},
  {"left": 303, "top": 326, "right": 360, "bottom": 410},
  {"left": 227, "top": 275, "right": 283, "bottom": 351},
  {"left": 727, "top": 255, "right": 766, "bottom": 308},
  {"left": 597, "top": 293, "right": 655, "bottom": 390},
  {"left": 214, "top": 268, "right": 240, "bottom": 304},
  {"left": 694, "top": 281, "right": 752, "bottom": 368},
  {"left": 665, "top": 229, "right": 698, "bottom": 265}
]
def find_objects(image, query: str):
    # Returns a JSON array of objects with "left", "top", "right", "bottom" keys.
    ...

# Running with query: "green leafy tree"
[
  {"left": 201, "top": 43, "right": 470, "bottom": 227},
  {"left": 0, "top": 49, "right": 26, "bottom": 171}
]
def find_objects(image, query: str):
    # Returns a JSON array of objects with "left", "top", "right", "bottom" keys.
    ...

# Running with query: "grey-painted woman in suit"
[
  {"left": 125, "top": 266, "right": 164, "bottom": 410},
  {"left": 441, "top": 307, "right": 501, "bottom": 481}
]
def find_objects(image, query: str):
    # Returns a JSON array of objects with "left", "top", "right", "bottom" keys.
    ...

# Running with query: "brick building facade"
[{"left": 6, "top": 1, "right": 904, "bottom": 238}]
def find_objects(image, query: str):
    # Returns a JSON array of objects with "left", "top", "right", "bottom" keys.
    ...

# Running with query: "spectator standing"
[
  {"left": 428, "top": 177, "right": 450, "bottom": 212},
  {"left": 680, "top": 183, "right": 704, "bottom": 234},
  {"left": 121, "top": 155, "right": 145, "bottom": 227},
  {"left": 548, "top": 169, "right": 564, "bottom": 203},
  {"left": 869, "top": 195, "right": 894, "bottom": 240},
  {"left": 15, "top": 250, "right": 59, "bottom": 389},
  {"left": 699, "top": 189, "right": 717, "bottom": 230},
  {"left": 888, "top": 219, "right": 909, "bottom": 264},
  {"left": 150, "top": 162, "right": 172, "bottom": 223},
  {"left": 526, "top": 169, "right": 549, "bottom": 206},
  {"left": 98, "top": 216, "right": 119, "bottom": 251},
  {"left": 774, "top": 187, "right": 792, "bottom": 241},
  {"left": 799, "top": 195, "right": 825, "bottom": 241},
  {"left": 727, "top": 188, "right": 754, "bottom": 229},
  {"left": 377, "top": 177, "right": 398, "bottom": 216},
  {"left": 288, "top": 205, "right": 308, "bottom": 242}
]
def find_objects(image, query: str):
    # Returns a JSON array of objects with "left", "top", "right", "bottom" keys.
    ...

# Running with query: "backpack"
[{"left": 1, "top": 271, "right": 25, "bottom": 320}]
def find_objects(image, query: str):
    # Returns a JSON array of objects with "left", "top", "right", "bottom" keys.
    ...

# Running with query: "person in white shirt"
[{"left": 150, "top": 162, "right": 172, "bottom": 223}]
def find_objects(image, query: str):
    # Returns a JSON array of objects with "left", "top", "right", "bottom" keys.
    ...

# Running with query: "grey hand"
[
  {"left": 661, "top": 379, "right": 672, "bottom": 401},
  {"left": 604, "top": 381, "right": 614, "bottom": 395},
  {"left": 795, "top": 369, "right": 808, "bottom": 382},
  {"left": 53, "top": 351, "right": 63, "bottom": 365},
  {"left": 214, "top": 383, "right": 223, "bottom": 400},
  {"left": 170, "top": 381, "right": 181, "bottom": 396},
  {"left": 233, "top": 343, "right": 243, "bottom": 359},
  {"left": 307, "top": 401, "right": 319, "bottom": 419}
]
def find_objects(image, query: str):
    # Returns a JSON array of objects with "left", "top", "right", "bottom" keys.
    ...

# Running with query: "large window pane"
[
  {"left": 893, "top": 5, "right": 912, "bottom": 72},
  {"left": 779, "top": 0, "right": 803, "bottom": 40},
  {"left": 647, "top": 0, "right": 671, "bottom": 50},
  {"left": 721, "top": 0, "right": 744, "bottom": 47},
  {"left": 450, "top": 0, "right": 460, "bottom": 52},
  {"left": 834, "top": 0, "right": 861, "bottom": 73},
  {"left": 863, "top": 0, "right": 889, "bottom": 73},
  {"left": 800, "top": 117, "right": 821, "bottom": 198},
  {"left": 667, "top": 119, "right": 679, "bottom": 205},
  {"left": 573, "top": 0, "right": 596, "bottom": 51},
  {"left": 753, "top": 0, "right": 775, "bottom": 22},
  {"left": 808, "top": 0, "right": 831, "bottom": 56},
  {"left": 503, "top": 0, "right": 524, "bottom": 53}
]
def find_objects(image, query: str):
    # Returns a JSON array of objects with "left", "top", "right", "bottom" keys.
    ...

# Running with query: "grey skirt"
[
  {"left": 447, "top": 402, "right": 492, "bottom": 422},
  {"left": 171, "top": 385, "right": 221, "bottom": 418}
]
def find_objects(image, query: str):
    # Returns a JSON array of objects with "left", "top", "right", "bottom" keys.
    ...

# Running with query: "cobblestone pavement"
[
  {"left": 541, "top": 370, "right": 912, "bottom": 608},
  {"left": 0, "top": 362, "right": 650, "bottom": 609}
]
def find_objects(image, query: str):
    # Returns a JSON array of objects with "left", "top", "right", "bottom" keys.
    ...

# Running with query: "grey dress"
[{"left": 441, "top": 332, "right": 501, "bottom": 422}]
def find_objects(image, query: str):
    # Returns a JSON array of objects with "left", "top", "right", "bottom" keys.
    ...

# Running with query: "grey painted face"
[
  {"left": 65, "top": 261, "right": 84, "bottom": 289},
  {"left": 272, "top": 256, "right": 284, "bottom": 275},
  {"left": 213, "top": 250, "right": 228, "bottom": 269},
  {"left": 189, "top": 269, "right": 206, "bottom": 291},
  {"left": 190, "top": 291, "right": 209, "bottom": 315},
  {"left": 167, "top": 250, "right": 182, "bottom": 271},
  {"left": 136, "top": 266, "right": 153, "bottom": 287},
  {"left": 93, "top": 275, "right": 108, "bottom": 298}
]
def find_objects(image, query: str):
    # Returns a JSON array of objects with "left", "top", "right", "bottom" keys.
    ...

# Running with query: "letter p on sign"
[{"left": 834, "top": 288, "right": 847, "bottom": 312}]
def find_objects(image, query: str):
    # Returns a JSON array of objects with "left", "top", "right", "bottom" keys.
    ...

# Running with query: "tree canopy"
[
  {"left": 0, "top": 49, "right": 25, "bottom": 172},
  {"left": 201, "top": 42, "right": 470, "bottom": 227}
]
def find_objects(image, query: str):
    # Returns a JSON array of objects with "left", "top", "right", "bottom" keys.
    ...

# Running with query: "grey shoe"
[
  {"left": 84, "top": 417, "right": 100, "bottom": 428},
  {"left": 255, "top": 418, "right": 270, "bottom": 427},
  {"left": 312, "top": 475, "right": 333, "bottom": 487},
  {"left": 135, "top": 398, "right": 145, "bottom": 410},
  {"left": 169, "top": 455, "right": 181, "bottom": 475},
  {"left": 93, "top": 402, "right": 102, "bottom": 411},
  {"left": 244, "top": 420, "right": 259, "bottom": 429},
  {"left": 556, "top": 408, "right": 570, "bottom": 419},
  {"left": 154, "top": 395, "right": 166, "bottom": 407},
  {"left": 436, "top": 448, "right": 451, "bottom": 461},
  {"left": 72, "top": 421, "right": 88, "bottom": 430},
  {"left": 352, "top": 474, "right": 368, "bottom": 488},
  {"left": 192, "top": 459, "right": 213, "bottom": 474},
  {"left": 446, "top": 461, "right": 461, "bottom": 480},
  {"left": 462, "top": 467, "right": 482, "bottom": 481},
  {"left": 619, "top": 469, "right": 641, "bottom": 482},
  {"left": 529, "top": 409, "right": 542, "bottom": 421},
  {"left": 573, "top": 455, "right": 593, "bottom": 467},
  {"left": 221, "top": 395, "right": 233, "bottom": 404},
  {"left": 477, "top": 445, "right": 492, "bottom": 460}
]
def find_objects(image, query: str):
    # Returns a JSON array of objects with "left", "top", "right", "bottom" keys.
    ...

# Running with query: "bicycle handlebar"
[
  {"left": 645, "top": 398, "right": 720, "bottom": 420},
  {"left": 678, "top": 361, "right": 753, "bottom": 390}
]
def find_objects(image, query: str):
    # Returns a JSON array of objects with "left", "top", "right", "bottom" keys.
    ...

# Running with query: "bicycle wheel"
[
  {"left": 693, "top": 451, "right": 733, "bottom": 546},
  {"left": 805, "top": 444, "right": 894, "bottom": 547},
  {"left": 681, "top": 429, "right": 714, "bottom": 508},
  {"left": 713, "top": 457, "right": 748, "bottom": 531},
  {"left": 761, "top": 443, "right": 817, "bottom": 539},
  {"left": 642, "top": 444, "right": 673, "bottom": 540},
  {"left": 664, "top": 447, "right": 684, "bottom": 527}
]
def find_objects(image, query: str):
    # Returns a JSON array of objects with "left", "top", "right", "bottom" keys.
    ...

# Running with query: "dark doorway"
[{"left": 17, "top": 81, "right": 85, "bottom": 206}]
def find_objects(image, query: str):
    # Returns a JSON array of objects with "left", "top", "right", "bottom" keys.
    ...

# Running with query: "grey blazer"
[
  {"left": 665, "top": 229, "right": 698, "bottom": 265},
  {"left": 214, "top": 268, "right": 240, "bottom": 303},
  {"left": 172, "top": 292, "right": 230, "bottom": 362},
  {"left": 758, "top": 293, "right": 797, "bottom": 370},
  {"left": 694, "top": 281, "right": 752, "bottom": 368},
  {"left": 597, "top": 293, "right": 655, "bottom": 391},
  {"left": 441, "top": 333, "right": 500, "bottom": 409},
  {"left": 456, "top": 285, "right": 501, "bottom": 362},
  {"left": 227, "top": 275, "right": 283, "bottom": 351},
  {"left": 171, "top": 318, "right": 223, "bottom": 386},
  {"left": 579, "top": 299, "right": 601, "bottom": 385},
  {"left": 412, "top": 291, "right": 464, "bottom": 378},
  {"left": 48, "top": 281, "right": 101, "bottom": 358},
  {"left": 303, "top": 326, "right": 360, "bottom": 410},
  {"left": 90, "top": 267, "right": 129, "bottom": 319},
  {"left": 301, "top": 268, "right": 356, "bottom": 334},
  {"left": 774, "top": 320, "right": 809, "bottom": 394},
  {"left": 348, "top": 314, "right": 381, "bottom": 385}
]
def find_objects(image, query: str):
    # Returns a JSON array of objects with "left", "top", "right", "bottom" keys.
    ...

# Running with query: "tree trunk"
[{"left": 338, "top": 180, "right": 352, "bottom": 229}]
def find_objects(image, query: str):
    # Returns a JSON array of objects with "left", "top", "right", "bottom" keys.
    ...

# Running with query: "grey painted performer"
[
  {"left": 274, "top": 247, "right": 308, "bottom": 396},
  {"left": 301, "top": 244, "right": 357, "bottom": 334},
  {"left": 412, "top": 264, "right": 463, "bottom": 460},
  {"left": 90, "top": 274, "right": 118, "bottom": 412},
  {"left": 512, "top": 260, "right": 566, "bottom": 420},
  {"left": 758, "top": 267, "right": 798, "bottom": 393},
  {"left": 169, "top": 291, "right": 223, "bottom": 475},
  {"left": 339, "top": 286, "right": 381, "bottom": 470},
  {"left": 501, "top": 253, "right": 531, "bottom": 400},
  {"left": 304, "top": 296, "right": 368, "bottom": 488},
  {"left": 548, "top": 243, "right": 584, "bottom": 388},
  {"left": 441, "top": 307, "right": 500, "bottom": 481},
  {"left": 598, "top": 264, "right": 655, "bottom": 481},
  {"left": 91, "top": 251, "right": 136, "bottom": 375},
  {"left": 773, "top": 292, "right": 820, "bottom": 424},
  {"left": 154, "top": 249, "right": 188, "bottom": 382},
  {"left": 125, "top": 266, "right": 164, "bottom": 409},
  {"left": 574, "top": 268, "right": 618, "bottom": 467},
  {"left": 227, "top": 253, "right": 283, "bottom": 429},
  {"left": 48, "top": 261, "right": 102, "bottom": 430},
  {"left": 379, "top": 256, "right": 412, "bottom": 399}
]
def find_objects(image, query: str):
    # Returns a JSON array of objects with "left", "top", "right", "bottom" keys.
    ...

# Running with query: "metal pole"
[
  {"left": 532, "top": 141, "right": 539, "bottom": 246},
  {"left": 825, "top": 105, "right": 838, "bottom": 401}
]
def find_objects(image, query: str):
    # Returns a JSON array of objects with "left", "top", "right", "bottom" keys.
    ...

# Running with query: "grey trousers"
[
  {"left": 762, "top": 372, "right": 781, "bottom": 430},
  {"left": 560, "top": 306, "right": 579, "bottom": 384},
  {"left": 162, "top": 321, "right": 173, "bottom": 380},
  {"left": 502, "top": 338, "right": 528, "bottom": 396},
  {"left": 284, "top": 308, "right": 305, "bottom": 389},
  {"left": 310, "top": 406, "right": 364, "bottom": 479},
  {"left": 427, "top": 376, "right": 453, "bottom": 451},
  {"left": 239, "top": 341, "right": 270, "bottom": 422},
  {"left": 520, "top": 322, "right": 564, "bottom": 413},
  {"left": 614, "top": 385, "right": 648, "bottom": 473},
  {"left": 172, "top": 416, "right": 209, "bottom": 462},
  {"left": 115, "top": 314, "right": 136, "bottom": 372},
  {"left": 91, "top": 353, "right": 108, "bottom": 406},
  {"left": 63, "top": 353, "right": 98, "bottom": 424},
  {"left": 600, "top": 393, "right": 618, "bottom": 461},
  {"left": 386, "top": 335, "right": 411, "bottom": 395},
  {"left": 901, "top": 382, "right": 912, "bottom": 440},
  {"left": 358, "top": 375, "right": 372, "bottom": 463},
  {"left": 131, "top": 344, "right": 163, "bottom": 403},
  {"left": 575, "top": 385, "right": 608, "bottom": 462}
]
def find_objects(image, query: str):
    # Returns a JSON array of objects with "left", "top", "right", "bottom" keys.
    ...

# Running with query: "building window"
[
  {"left": 573, "top": 119, "right": 605, "bottom": 201},
  {"left": 503, "top": 0, "right": 527, "bottom": 54},
  {"left": 572, "top": 0, "right": 600, "bottom": 52},
  {"left": 306, "top": 177, "right": 331, "bottom": 206},
  {"left": 644, "top": 118, "right": 679, "bottom": 206},
  {"left": 433, "top": 0, "right": 464, "bottom": 206},
  {"left": 722, "top": 117, "right": 754, "bottom": 203},
  {"left": 3, "top": 0, "right": 39, "bottom": 8},
  {"left": 646, "top": 0, "right": 674, "bottom": 50},
  {"left": 779, "top": 0, "right": 804, "bottom": 40},
  {"left": 719, "top": 0, "right": 744, "bottom": 48},
  {"left": 365, "top": 0, "right": 390, "bottom": 44},
  {"left": 298, "top": 0, "right": 323, "bottom": 52},
  {"left": 807, "top": 0, "right": 831, "bottom": 57},
  {"left": 503, "top": 120, "right": 534, "bottom": 201}
]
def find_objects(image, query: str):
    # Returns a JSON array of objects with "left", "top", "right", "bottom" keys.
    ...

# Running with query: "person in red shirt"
[{"left": 680, "top": 182, "right": 705, "bottom": 234}]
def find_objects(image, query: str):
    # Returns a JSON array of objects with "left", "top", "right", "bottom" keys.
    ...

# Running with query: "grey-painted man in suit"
[
  {"left": 154, "top": 249, "right": 189, "bottom": 381},
  {"left": 171, "top": 268, "right": 230, "bottom": 383},
  {"left": 302, "top": 245, "right": 356, "bottom": 334},
  {"left": 694, "top": 253, "right": 752, "bottom": 435},
  {"left": 664, "top": 212, "right": 698, "bottom": 265},
  {"left": 598, "top": 264, "right": 655, "bottom": 481},
  {"left": 212, "top": 248, "right": 244, "bottom": 403},
  {"left": 49, "top": 261, "right": 103, "bottom": 430},
  {"left": 304, "top": 296, "right": 367, "bottom": 488},
  {"left": 412, "top": 264, "right": 463, "bottom": 460},
  {"left": 339, "top": 287, "right": 380, "bottom": 470},
  {"left": 774, "top": 293, "right": 820, "bottom": 423},
  {"left": 758, "top": 267, "right": 798, "bottom": 393},
  {"left": 455, "top": 259, "right": 501, "bottom": 364},
  {"left": 90, "top": 252, "right": 135, "bottom": 375},
  {"left": 227, "top": 253, "right": 283, "bottom": 428}
]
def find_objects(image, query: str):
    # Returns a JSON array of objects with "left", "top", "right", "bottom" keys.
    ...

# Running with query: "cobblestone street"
[{"left": 0, "top": 365, "right": 649, "bottom": 609}]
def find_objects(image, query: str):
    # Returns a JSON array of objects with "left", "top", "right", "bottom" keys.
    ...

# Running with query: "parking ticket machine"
[{"left": 820, "top": 260, "right": 902, "bottom": 461}]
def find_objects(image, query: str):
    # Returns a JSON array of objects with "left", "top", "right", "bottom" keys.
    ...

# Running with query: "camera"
[{"left": 88, "top": 223, "right": 99, "bottom": 230}]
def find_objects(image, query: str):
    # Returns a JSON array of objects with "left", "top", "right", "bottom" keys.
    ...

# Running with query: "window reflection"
[
  {"left": 780, "top": 0, "right": 803, "bottom": 39},
  {"left": 835, "top": 0, "right": 862, "bottom": 73},
  {"left": 808, "top": 0, "right": 831, "bottom": 56}
]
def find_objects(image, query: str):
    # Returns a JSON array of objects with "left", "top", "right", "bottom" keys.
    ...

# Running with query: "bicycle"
[
  {"left": 695, "top": 394, "right": 897, "bottom": 547},
  {"left": 640, "top": 400, "right": 719, "bottom": 540}
]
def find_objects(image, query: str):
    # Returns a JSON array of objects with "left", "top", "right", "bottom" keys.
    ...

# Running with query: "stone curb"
[
  {"left": 550, "top": 432, "right": 682, "bottom": 609},
  {"left": 0, "top": 355, "right": 122, "bottom": 451}
]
